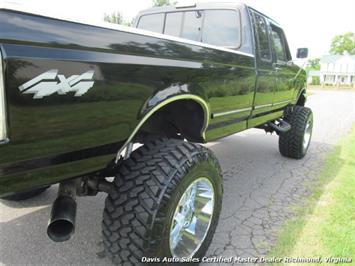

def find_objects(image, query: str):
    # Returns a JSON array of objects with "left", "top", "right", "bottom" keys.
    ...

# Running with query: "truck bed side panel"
[{"left": 0, "top": 10, "right": 255, "bottom": 195}]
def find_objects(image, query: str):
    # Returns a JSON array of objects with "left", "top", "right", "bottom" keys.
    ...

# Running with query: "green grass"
[
  {"left": 308, "top": 84, "right": 355, "bottom": 91},
  {"left": 269, "top": 126, "right": 355, "bottom": 265},
  {"left": 209, "top": 94, "right": 254, "bottom": 113}
]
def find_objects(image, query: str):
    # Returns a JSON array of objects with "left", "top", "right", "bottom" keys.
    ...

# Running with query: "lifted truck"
[{"left": 0, "top": 2, "right": 312, "bottom": 265}]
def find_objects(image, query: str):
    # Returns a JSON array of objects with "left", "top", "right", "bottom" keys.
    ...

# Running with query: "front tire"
[
  {"left": 279, "top": 106, "right": 313, "bottom": 159},
  {"left": 102, "top": 138, "right": 223, "bottom": 265}
]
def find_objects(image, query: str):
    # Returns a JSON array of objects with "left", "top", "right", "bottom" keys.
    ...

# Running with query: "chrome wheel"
[
  {"left": 169, "top": 177, "right": 215, "bottom": 258},
  {"left": 303, "top": 115, "right": 313, "bottom": 151}
]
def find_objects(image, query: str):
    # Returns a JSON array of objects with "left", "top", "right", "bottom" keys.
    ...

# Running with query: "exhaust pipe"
[{"left": 47, "top": 180, "right": 77, "bottom": 242}]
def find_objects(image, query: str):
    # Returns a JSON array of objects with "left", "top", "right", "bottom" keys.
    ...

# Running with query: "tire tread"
[
  {"left": 279, "top": 105, "right": 312, "bottom": 159},
  {"left": 102, "top": 138, "right": 221, "bottom": 265}
]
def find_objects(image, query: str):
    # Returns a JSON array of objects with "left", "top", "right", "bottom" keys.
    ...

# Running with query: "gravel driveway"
[{"left": 1, "top": 90, "right": 355, "bottom": 265}]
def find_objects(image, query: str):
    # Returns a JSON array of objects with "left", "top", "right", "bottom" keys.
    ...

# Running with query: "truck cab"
[{"left": 134, "top": 2, "right": 307, "bottom": 134}]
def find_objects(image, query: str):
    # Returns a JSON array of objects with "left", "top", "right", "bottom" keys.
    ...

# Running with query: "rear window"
[
  {"left": 181, "top": 11, "right": 203, "bottom": 42},
  {"left": 164, "top": 12, "right": 183, "bottom": 37},
  {"left": 202, "top": 10, "right": 241, "bottom": 47},
  {"left": 137, "top": 13, "right": 165, "bottom": 33},
  {"left": 136, "top": 9, "right": 243, "bottom": 48}
]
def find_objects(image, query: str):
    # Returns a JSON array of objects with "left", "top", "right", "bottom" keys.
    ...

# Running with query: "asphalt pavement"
[{"left": 1, "top": 90, "right": 355, "bottom": 265}]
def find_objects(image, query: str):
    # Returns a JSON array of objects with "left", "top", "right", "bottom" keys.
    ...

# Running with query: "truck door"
[
  {"left": 269, "top": 23, "right": 296, "bottom": 106},
  {"left": 250, "top": 11, "right": 276, "bottom": 115}
]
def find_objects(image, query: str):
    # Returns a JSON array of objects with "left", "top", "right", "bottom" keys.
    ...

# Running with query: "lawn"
[
  {"left": 269, "top": 125, "right": 355, "bottom": 265},
  {"left": 308, "top": 84, "right": 355, "bottom": 91}
]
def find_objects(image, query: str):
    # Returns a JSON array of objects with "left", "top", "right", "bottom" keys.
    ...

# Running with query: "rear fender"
[{"left": 115, "top": 89, "right": 209, "bottom": 162}]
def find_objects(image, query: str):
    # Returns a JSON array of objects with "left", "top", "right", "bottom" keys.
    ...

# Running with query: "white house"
[{"left": 320, "top": 54, "right": 355, "bottom": 86}]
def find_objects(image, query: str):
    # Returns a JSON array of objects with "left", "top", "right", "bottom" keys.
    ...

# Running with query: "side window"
[
  {"left": 271, "top": 26, "right": 287, "bottom": 62},
  {"left": 164, "top": 12, "right": 183, "bottom": 37},
  {"left": 251, "top": 12, "right": 271, "bottom": 61},
  {"left": 181, "top": 11, "right": 203, "bottom": 42},
  {"left": 137, "top": 13, "right": 165, "bottom": 33},
  {"left": 202, "top": 10, "right": 241, "bottom": 47}
]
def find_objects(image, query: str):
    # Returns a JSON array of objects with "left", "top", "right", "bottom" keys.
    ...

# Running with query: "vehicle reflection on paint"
[{"left": 0, "top": 9, "right": 305, "bottom": 195}]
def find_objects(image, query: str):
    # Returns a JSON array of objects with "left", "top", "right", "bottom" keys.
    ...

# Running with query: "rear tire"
[
  {"left": 1, "top": 186, "right": 50, "bottom": 201},
  {"left": 102, "top": 138, "right": 223, "bottom": 265},
  {"left": 279, "top": 105, "right": 313, "bottom": 159}
]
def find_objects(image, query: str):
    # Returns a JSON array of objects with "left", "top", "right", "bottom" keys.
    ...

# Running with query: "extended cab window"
[
  {"left": 164, "top": 12, "right": 183, "bottom": 37},
  {"left": 137, "top": 13, "right": 165, "bottom": 33},
  {"left": 181, "top": 11, "right": 203, "bottom": 42},
  {"left": 252, "top": 12, "right": 271, "bottom": 61},
  {"left": 202, "top": 10, "right": 241, "bottom": 47}
]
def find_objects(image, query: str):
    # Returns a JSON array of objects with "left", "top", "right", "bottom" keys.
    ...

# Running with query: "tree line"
[{"left": 104, "top": 0, "right": 175, "bottom": 26}]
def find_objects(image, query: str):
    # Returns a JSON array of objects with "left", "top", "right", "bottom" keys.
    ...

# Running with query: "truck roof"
[
  {"left": 138, "top": 2, "right": 245, "bottom": 13},
  {"left": 136, "top": 2, "right": 280, "bottom": 26}
]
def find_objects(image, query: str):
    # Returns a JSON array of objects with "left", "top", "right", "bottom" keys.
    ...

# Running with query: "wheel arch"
[
  {"left": 115, "top": 95, "right": 210, "bottom": 162},
  {"left": 296, "top": 88, "right": 307, "bottom": 106}
]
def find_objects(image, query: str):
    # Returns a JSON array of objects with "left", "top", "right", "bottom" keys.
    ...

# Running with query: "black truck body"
[
  {"left": 0, "top": 3, "right": 306, "bottom": 196},
  {"left": 0, "top": 3, "right": 313, "bottom": 264}
]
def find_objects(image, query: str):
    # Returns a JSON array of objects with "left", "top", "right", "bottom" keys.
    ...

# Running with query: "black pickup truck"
[{"left": 0, "top": 2, "right": 312, "bottom": 264}]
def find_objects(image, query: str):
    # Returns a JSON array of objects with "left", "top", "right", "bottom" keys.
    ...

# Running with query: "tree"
[
  {"left": 330, "top": 32, "right": 355, "bottom": 55},
  {"left": 152, "top": 0, "right": 177, "bottom": 7},
  {"left": 305, "top": 58, "right": 320, "bottom": 71},
  {"left": 104, "top": 11, "right": 124, "bottom": 24},
  {"left": 104, "top": 11, "right": 131, "bottom": 26}
]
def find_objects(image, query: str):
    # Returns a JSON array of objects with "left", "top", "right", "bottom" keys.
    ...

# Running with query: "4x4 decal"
[{"left": 19, "top": 69, "right": 95, "bottom": 99}]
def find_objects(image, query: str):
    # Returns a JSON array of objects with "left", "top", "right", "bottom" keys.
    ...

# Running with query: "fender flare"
[
  {"left": 296, "top": 88, "right": 307, "bottom": 106},
  {"left": 115, "top": 94, "right": 210, "bottom": 162}
]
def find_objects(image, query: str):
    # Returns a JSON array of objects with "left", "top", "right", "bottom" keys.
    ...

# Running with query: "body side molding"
[
  {"left": 0, "top": 49, "right": 8, "bottom": 144},
  {"left": 114, "top": 95, "right": 210, "bottom": 162},
  {"left": 212, "top": 107, "right": 252, "bottom": 118}
]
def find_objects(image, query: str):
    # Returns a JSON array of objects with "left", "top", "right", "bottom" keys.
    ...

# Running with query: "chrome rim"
[
  {"left": 303, "top": 115, "right": 313, "bottom": 151},
  {"left": 169, "top": 177, "right": 215, "bottom": 258}
]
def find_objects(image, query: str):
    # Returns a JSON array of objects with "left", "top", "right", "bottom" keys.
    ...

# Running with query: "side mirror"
[{"left": 296, "top": 48, "right": 308, "bottom": 59}]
